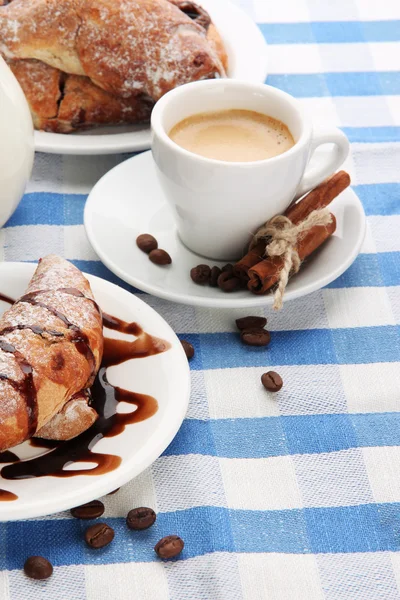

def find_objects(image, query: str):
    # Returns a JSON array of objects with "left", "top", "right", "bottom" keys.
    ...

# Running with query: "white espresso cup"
[{"left": 151, "top": 79, "right": 349, "bottom": 261}]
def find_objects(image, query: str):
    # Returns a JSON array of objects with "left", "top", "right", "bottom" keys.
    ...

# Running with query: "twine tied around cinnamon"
[{"left": 250, "top": 209, "right": 333, "bottom": 310}]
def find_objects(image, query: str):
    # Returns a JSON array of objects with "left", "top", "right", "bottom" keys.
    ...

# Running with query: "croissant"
[
  {"left": 0, "top": 255, "right": 103, "bottom": 451},
  {"left": 0, "top": 0, "right": 226, "bottom": 102},
  {"left": 7, "top": 59, "right": 154, "bottom": 133}
]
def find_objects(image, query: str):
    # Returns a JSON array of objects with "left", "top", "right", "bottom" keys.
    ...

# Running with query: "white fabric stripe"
[
  {"left": 369, "top": 215, "right": 400, "bottom": 253},
  {"left": 340, "top": 362, "right": 400, "bottom": 413},
  {"left": 165, "top": 552, "right": 244, "bottom": 600},
  {"left": 9, "top": 565, "right": 86, "bottom": 600},
  {"left": 317, "top": 552, "right": 400, "bottom": 600},
  {"left": 323, "top": 287, "right": 396, "bottom": 329},
  {"left": 268, "top": 43, "right": 400, "bottom": 75},
  {"left": 389, "top": 553, "right": 400, "bottom": 598},
  {"left": 352, "top": 142, "right": 400, "bottom": 184},
  {"left": 28, "top": 143, "right": 400, "bottom": 195},
  {"left": 64, "top": 225, "right": 99, "bottom": 261},
  {"left": 205, "top": 364, "right": 347, "bottom": 419},
  {"left": 255, "top": 0, "right": 400, "bottom": 21},
  {"left": 85, "top": 563, "right": 169, "bottom": 600},
  {"left": 0, "top": 572, "right": 10, "bottom": 600},
  {"left": 299, "top": 96, "right": 400, "bottom": 128},
  {"left": 3, "top": 226, "right": 64, "bottom": 261},
  {"left": 293, "top": 448, "right": 374, "bottom": 507},
  {"left": 238, "top": 553, "right": 324, "bottom": 600},
  {"left": 387, "top": 287, "right": 400, "bottom": 325},
  {"left": 220, "top": 456, "right": 303, "bottom": 510},
  {"left": 363, "top": 447, "right": 400, "bottom": 503},
  {"left": 354, "top": 0, "right": 400, "bottom": 21},
  {"left": 152, "top": 455, "right": 227, "bottom": 511}
]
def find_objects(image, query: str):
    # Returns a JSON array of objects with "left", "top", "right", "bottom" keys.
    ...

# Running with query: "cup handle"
[{"left": 295, "top": 125, "right": 350, "bottom": 199}]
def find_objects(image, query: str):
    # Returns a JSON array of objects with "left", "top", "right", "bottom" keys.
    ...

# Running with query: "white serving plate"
[{"left": 0, "top": 262, "right": 190, "bottom": 520}]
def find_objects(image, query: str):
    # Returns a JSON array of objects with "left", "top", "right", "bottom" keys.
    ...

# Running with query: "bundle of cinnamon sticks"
[{"left": 233, "top": 170, "right": 351, "bottom": 294}]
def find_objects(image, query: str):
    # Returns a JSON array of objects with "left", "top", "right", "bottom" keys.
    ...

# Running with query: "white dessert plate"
[
  {"left": 84, "top": 151, "right": 366, "bottom": 309},
  {"left": 34, "top": 0, "right": 268, "bottom": 155},
  {"left": 0, "top": 262, "right": 190, "bottom": 520}
]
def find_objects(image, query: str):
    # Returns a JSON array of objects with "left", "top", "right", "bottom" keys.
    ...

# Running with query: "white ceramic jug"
[{"left": 0, "top": 56, "right": 34, "bottom": 228}]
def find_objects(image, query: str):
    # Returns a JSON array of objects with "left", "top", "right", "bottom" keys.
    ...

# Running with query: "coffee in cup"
[{"left": 168, "top": 109, "right": 294, "bottom": 162}]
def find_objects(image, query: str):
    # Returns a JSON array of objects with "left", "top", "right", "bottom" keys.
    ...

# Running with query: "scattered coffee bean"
[
  {"left": 149, "top": 249, "right": 172, "bottom": 265},
  {"left": 240, "top": 328, "right": 271, "bottom": 347},
  {"left": 126, "top": 507, "right": 156, "bottom": 530},
  {"left": 136, "top": 233, "right": 158, "bottom": 254},
  {"left": 24, "top": 556, "right": 53, "bottom": 580},
  {"left": 190, "top": 264, "right": 211, "bottom": 285},
  {"left": 261, "top": 371, "right": 283, "bottom": 392},
  {"left": 221, "top": 263, "right": 234, "bottom": 273},
  {"left": 209, "top": 266, "right": 222, "bottom": 287},
  {"left": 181, "top": 340, "right": 195, "bottom": 359},
  {"left": 107, "top": 488, "right": 120, "bottom": 496},
  {"left": 70, "top": 500, "right": 104, "bottom": 520},
  {"left": 154, "top": 535, "right": 184, "bottom": 559},
  {"left": 85, "top": 523, "right": 115, "bottom": 549},
  {"left": 217, "top": 271, "right": 241, "bottom": 292},
  {"left": 236, "top": 316, "right": 267, "bottom": 331}
]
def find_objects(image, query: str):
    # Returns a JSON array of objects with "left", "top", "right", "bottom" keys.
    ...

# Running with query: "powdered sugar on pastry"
[{"left": 0, "top": 0, "right": 225, "bottom": 101}]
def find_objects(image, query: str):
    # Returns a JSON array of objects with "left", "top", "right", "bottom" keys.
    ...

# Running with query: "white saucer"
[
  {"left": 0, "top": 262, "right": 190, "bottom": 520},
  {"left": 34, "top": 0, "right": 268, "bottom": 155},
  {"left": 84, "top": 151, "right": 366, "bottom": 309}
]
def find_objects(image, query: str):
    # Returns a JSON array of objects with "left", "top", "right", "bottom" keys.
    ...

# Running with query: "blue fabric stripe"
[
  {"left": 7, "top": 185, "right": 400, "bottom": 229},
  {"left": 342, "top": 127, "right": 400, "bottom": 143},
  {"left": 325, "top": 253, "right": 400, "bottom": 288},
  {"left": 3, "top": 502, "right": 400, "bottom": 569},
  {"left": 259, "top": 21, "right": 400, "bottom": 44},
  {"left": 164, "top": 413, "right": 400, "bottom": 458},
  {"left": 267, "top": 73, "right": 400, "bottom": 97},
  {"left": 70, "top": 260, "right": 142, "bottom": 295},
  {"left": 355, "top": 183, "right": 400, "bottom": 216},
  {"left": 6, "top": 185, "right": 399, "bottom": 230},
  {"left": 5, "top": 193, "right": 87, "bottom": 227},
  {"left": 185, "top": 325, "right": 399, "bottom": 371}
]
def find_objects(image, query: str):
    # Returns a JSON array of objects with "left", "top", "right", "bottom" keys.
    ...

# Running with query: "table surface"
[{"left": 1, "top": 1, "right": 400, "bottom": 598}]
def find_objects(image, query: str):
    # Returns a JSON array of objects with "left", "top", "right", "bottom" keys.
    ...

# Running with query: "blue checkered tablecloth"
[{"left": 1, "top": 1, "right": 400, "bottom": 598}]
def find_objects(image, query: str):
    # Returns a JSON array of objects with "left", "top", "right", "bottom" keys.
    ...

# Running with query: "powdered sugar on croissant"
[{"left": 0, "top": 0, "right": 225, "bottom": 101}]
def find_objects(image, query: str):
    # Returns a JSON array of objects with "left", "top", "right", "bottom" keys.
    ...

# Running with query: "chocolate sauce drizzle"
[{"left": 1, "top": 312, "right": 170, "bottom": 483}]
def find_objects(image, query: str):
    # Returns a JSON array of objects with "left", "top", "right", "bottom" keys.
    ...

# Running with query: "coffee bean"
[
  {"left": 209, "top": 266, "right": 222, "bottom": 287},
  {"left": 154, "top": 535, "right": 184, "bottom": 559},
  {"left": 181, "top": 339, "right": 195, "bottom": 359},
  {"left": 149, "top": 249, "right": 172, "bottom": 265},
  {"left": 24, "top": 556, "right": 53, "bottom": 580},
  {"left": 107, "top": 488, "right": 120, "bottom": 496},
  {"left": 236, "top": 316, "right": 267, "bottom": 331},
  {"left": 126, "top": 507, "right": 156, "bottom": 530},
  {"left": 217, "top": 271, "right": 241, "bottom": 292},
  {"left": 85, "top": 523, "right": 115, "bottom": 549},
  {"left": 240, "top": 328, "right": 271, "bottom": 346},
  {"left": 261, "top": 371, "right": 283, "bottom": 392},
  {"left": 136, "top": 233, "right": 158, "bottom": 254},
  {"left": 70, "top": 500, "right": 104, "bottom": 520},
  {"left": 190, "top": 264, "right": 211, "bottom": 285},
  {"left": 221, "top": 263, "right": 234, "bottom": 273}
]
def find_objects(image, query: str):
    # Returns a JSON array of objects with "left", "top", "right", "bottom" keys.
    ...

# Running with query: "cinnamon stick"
[
  {"left": 233, "top": 240, "right": 265, "bottom": 284},
  {"left": 285, "top": 171, "right": 350, "bottom": 225},
  {"left": 247, "top": 214, "right": 337, "bottom": 295},
  {"left": 233, "top": 171, "right": 350, "bottom": 280}
]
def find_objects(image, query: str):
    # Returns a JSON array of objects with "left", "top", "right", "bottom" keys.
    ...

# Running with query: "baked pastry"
[
  {"left": 0, "top": 0, "right": 226, "bottom": 101},
  {"left": 7, "top": 59, "right": 153, "bottom": 133},
  {"left": 35, "top": 390, "right": 97, "bottom": 440},
  {"left": 0, "top": 255, "right": 103, "bottom": 451}
]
